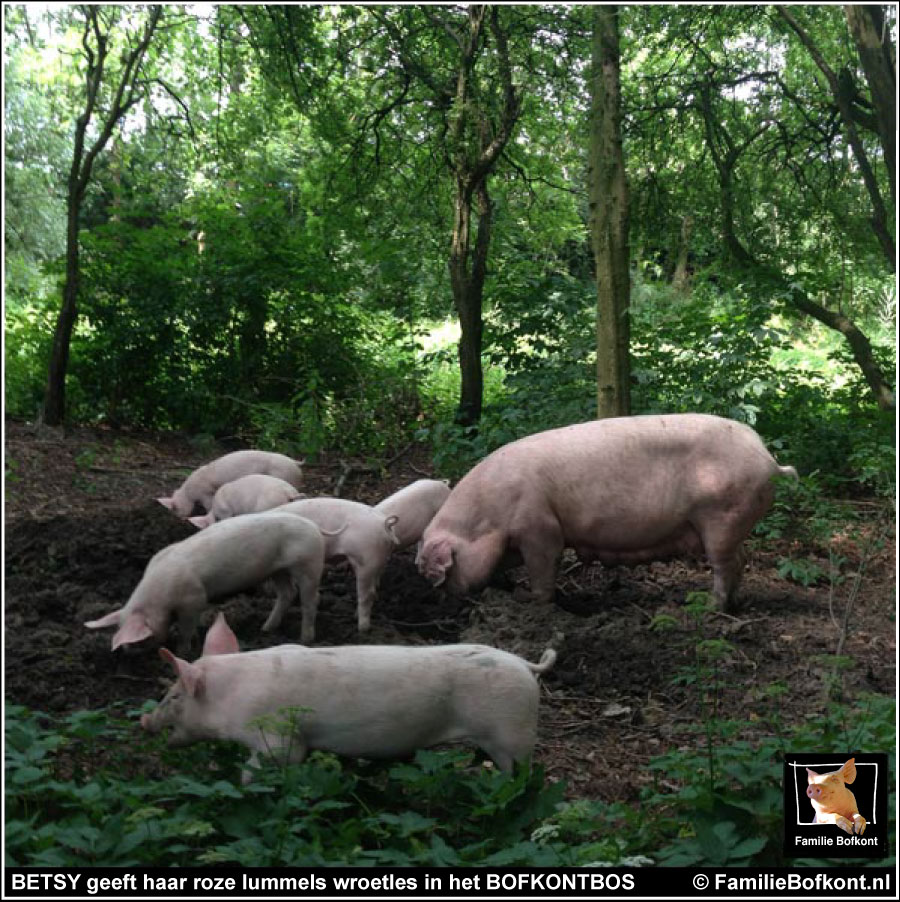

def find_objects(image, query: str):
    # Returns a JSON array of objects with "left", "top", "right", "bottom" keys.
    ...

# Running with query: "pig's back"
[
  {"left": 214, "top": 474, "right": 299, "bottom": 517},
  {"left": 486, "top": 414, "right": 770, "bottom": 471},
  {"left": 435, "top": 414, "right": 781, "bottom": 545},
  {"left": 374, "top": 481, "right": 451, "bottom": 547},
  {"left": 211, "top": 450, "right": 303, "bottom": 488},
  {"left": 277, "top": 497, "right": 382, "bottom": 531},
  {"left": 458, "top": 414, "right": 775, "bottom": 503},
  {"left": 159, "top": 513, "right": 321, "bottom": 592}
]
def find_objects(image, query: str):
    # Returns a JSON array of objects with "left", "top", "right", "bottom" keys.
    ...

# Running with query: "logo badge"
[{"left": 784, "top": 753, "right": 888, "bottom": 859}]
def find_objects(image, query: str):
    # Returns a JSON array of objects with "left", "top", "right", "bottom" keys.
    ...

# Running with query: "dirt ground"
[{"left": 4, "top": 418, "right": 896, "bottom": 803}]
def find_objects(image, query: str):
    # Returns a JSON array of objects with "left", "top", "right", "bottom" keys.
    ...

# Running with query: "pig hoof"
[
  {"left": 854, "top": 815, "right": 867, "bottom": 835},
  {"left": 836, "top": 816, "right": 854, "bottom": 834}
]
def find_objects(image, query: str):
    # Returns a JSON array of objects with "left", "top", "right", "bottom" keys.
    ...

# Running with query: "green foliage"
[
  {"left": 5, "top": 703, "right": 623, "bottom": 867},
  {"left": 5, "top": 4, "right": 895, "bottom": 487},
  {"left": 4, "top": 284, "right": 56, "bottom": 418},
  {"left": 637, "top": 594, "right": 896, "bottom": 868},
  {"left": 11, "top": 684, "right": 891, "bottom": 869},
  {"left": 776, "top": 556, "right": 828, "bottom": 587},
  {"left": 630, "top": 280, "right": 791, "bottom": 426},
  {"left": 642, "top": 692, "right": 896, "bottom": 868},
  {"left": 421, "top": 271, "right": 893, "bottom": 495}
]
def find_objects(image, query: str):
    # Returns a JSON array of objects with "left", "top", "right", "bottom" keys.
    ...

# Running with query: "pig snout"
[
  {"left": 140, "top": 712, "right": 154, "bottom": 731},
  {"left": 421, "top": 563, "right": 447, "bottom": 587},
  {"left": 807, "top": 785, "right": 822, "bottom": 800}
]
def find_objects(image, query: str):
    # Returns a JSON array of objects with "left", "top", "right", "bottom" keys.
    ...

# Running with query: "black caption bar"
[{"left": 4, "top": 867, "right": 896, "bottom": 899}]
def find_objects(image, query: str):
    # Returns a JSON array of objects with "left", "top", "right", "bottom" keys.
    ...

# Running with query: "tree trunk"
[
  {"left": 43, "top": 208, "right": 81, "bottom": 425},
  {"left": 443, "top": 6, "right": 517, "bottom": 427},
  {"left": 777, "top": 5, "right": 895, "bottom": 269},
  {"left": 788, "top": 289, "right": 895, "bottom": 410},
  {"left": 40, "top": 5, "right": 161, "bottom": 426},
  {"left": 449, "top": 177, "right": 492, "bottom": 426},
  {"left": 589, "top": 5, "right": 631, "bottom": 419},
  {"left": 671, "top": 214, "right": 694, "bottom": 293},
  {"left": 844, "top": 5, "right": 896, "bottom": 207}
]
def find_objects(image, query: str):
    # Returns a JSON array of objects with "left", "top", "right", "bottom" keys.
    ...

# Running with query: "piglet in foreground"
[
  {"left": 141, "top": 613, "right": 556, "bottom": 782},
  {"left": 84, "top": 513, "right": 325, "bottom": 655},
  {"left": 270, "top": 497, "right": 399, "bottom": 638},
  {"left": 374, "top": 479, "right": 451, "bottom": 550},
  {"left": 807, "top": 759, "right": 867, "bottom": 835},
  {"left": 158, "top": 450, "right": 304, "bottom": 518},
  {"left": 189, "top": 474, "right": 302, "bottom": 529}
]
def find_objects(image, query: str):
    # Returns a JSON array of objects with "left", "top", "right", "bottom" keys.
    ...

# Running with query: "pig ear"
[
  {"left": 84, "top": 608, "right": 122, "bottom": 630},
  {"left": 436, "top": 538, "right": 455, "bottom": 570},
  {"left": 840, "top": 759, "right": 857, "bottom": 784},
  {"left": 384, "top": 515, "right": 401, "bottom": 546},
  {"left": 806, "top": 768, "right": 820, "bottom": 783},
  {"left": 188, "top": 515, "right": 208, "bottom": 529},
  {"left": 159, "top": 648, "right": 204, "bottom": 696},
  {"left": 201, "top": 613, "right": 240, "bottom": 657},
  {"left": 111, "top": 613, "right": 155, "bottom": 650},
  {"left": 157, "top": 496, "right": 176, "bottom": 511}
]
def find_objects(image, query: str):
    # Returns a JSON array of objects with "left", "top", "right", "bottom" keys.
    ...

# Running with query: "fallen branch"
[
  {"left": 383, "top": 441, "right": 414, "bottom": 470},
  {"left": 87, "top": 465, "right": 170, "bottom": 475},
  {"left": 333, "top": 459, "right": 380, "bottom": 497},
  {"left": 389, "top": 618, "right": 459, "bottom": 634}
]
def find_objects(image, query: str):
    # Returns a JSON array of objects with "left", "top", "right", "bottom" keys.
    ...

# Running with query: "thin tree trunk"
[
  {"left": 41, "top": 6, "right": 161, "bottom": 426},
  {"left": 590, "top": 5, "right": 631, "bottom": 419},
  {"left": 448, "top": 177, "right": 493, "bottom": 426},
  {"left": 444, "top": 6, "right": 518, "bottom": 427},
  {"left": 44, "top": 209, "right": 82, "bottom": 425},
  {"left": 672, "top": 214, "right": 694, "bottom": 293},
  {"left": 699, "top": 73, "right": 893, "bottom": 410}
]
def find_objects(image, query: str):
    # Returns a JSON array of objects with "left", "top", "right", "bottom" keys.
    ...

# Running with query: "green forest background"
[{"left": 5, "top": 4, "right": 895, "bottom": 491}]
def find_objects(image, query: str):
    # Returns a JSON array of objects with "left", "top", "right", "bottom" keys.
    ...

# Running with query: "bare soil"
[{"left": 4, "top": 418, "right": 895, "bottom": 803}]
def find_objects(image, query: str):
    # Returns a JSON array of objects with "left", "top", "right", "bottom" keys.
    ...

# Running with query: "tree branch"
[{"left": 776, "top": 5, "right": 894, "bottom": 268}]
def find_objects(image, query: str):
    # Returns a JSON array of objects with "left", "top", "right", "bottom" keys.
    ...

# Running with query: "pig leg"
[
  {"left": 241, "top": 725, "right": 309, "bottom": 783},
  {"left": 174, "top": 593, "right": 208, "bottom": 657},
  {"left": 262, "top": 571, "right": 296, "bottom": 633},
  {"left": 516, "top": 527, "right": 563, "bottom": 604},
  {"left": 478, "top": 732, "right": 535, "bottom": 773},
  {"left": 296, "top": 570, "right": 322, "bottom": 644},
  {"left": 699, "top": 523, "right": 746, "bottom": 611},
  {"left": 350, "top": 556, "right": 384, "bottom": 633}
]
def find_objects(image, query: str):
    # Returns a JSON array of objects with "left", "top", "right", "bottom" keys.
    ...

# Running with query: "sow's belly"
[{"left": 569, "top": 522, "right": 705, "bottom": 565}]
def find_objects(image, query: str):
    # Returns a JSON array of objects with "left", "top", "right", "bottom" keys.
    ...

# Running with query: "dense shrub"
[{"left": 5, "top": 704, "right": 628, "bottom": 867}]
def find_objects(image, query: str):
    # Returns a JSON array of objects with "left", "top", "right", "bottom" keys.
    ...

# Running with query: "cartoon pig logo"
[{"left": 806, "top": 758, "right": 867, "bottom": 835}]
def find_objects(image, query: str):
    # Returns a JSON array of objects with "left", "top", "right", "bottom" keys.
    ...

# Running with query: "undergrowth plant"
[
  {"left": 4, "top": 703, "right": 627, "bottom": 867},
  {"left": 645, "top": 594, "right": 895, "bottom": 867},
  {"left": 6, "top": 679, "right": 894, "bottom": 869}
]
